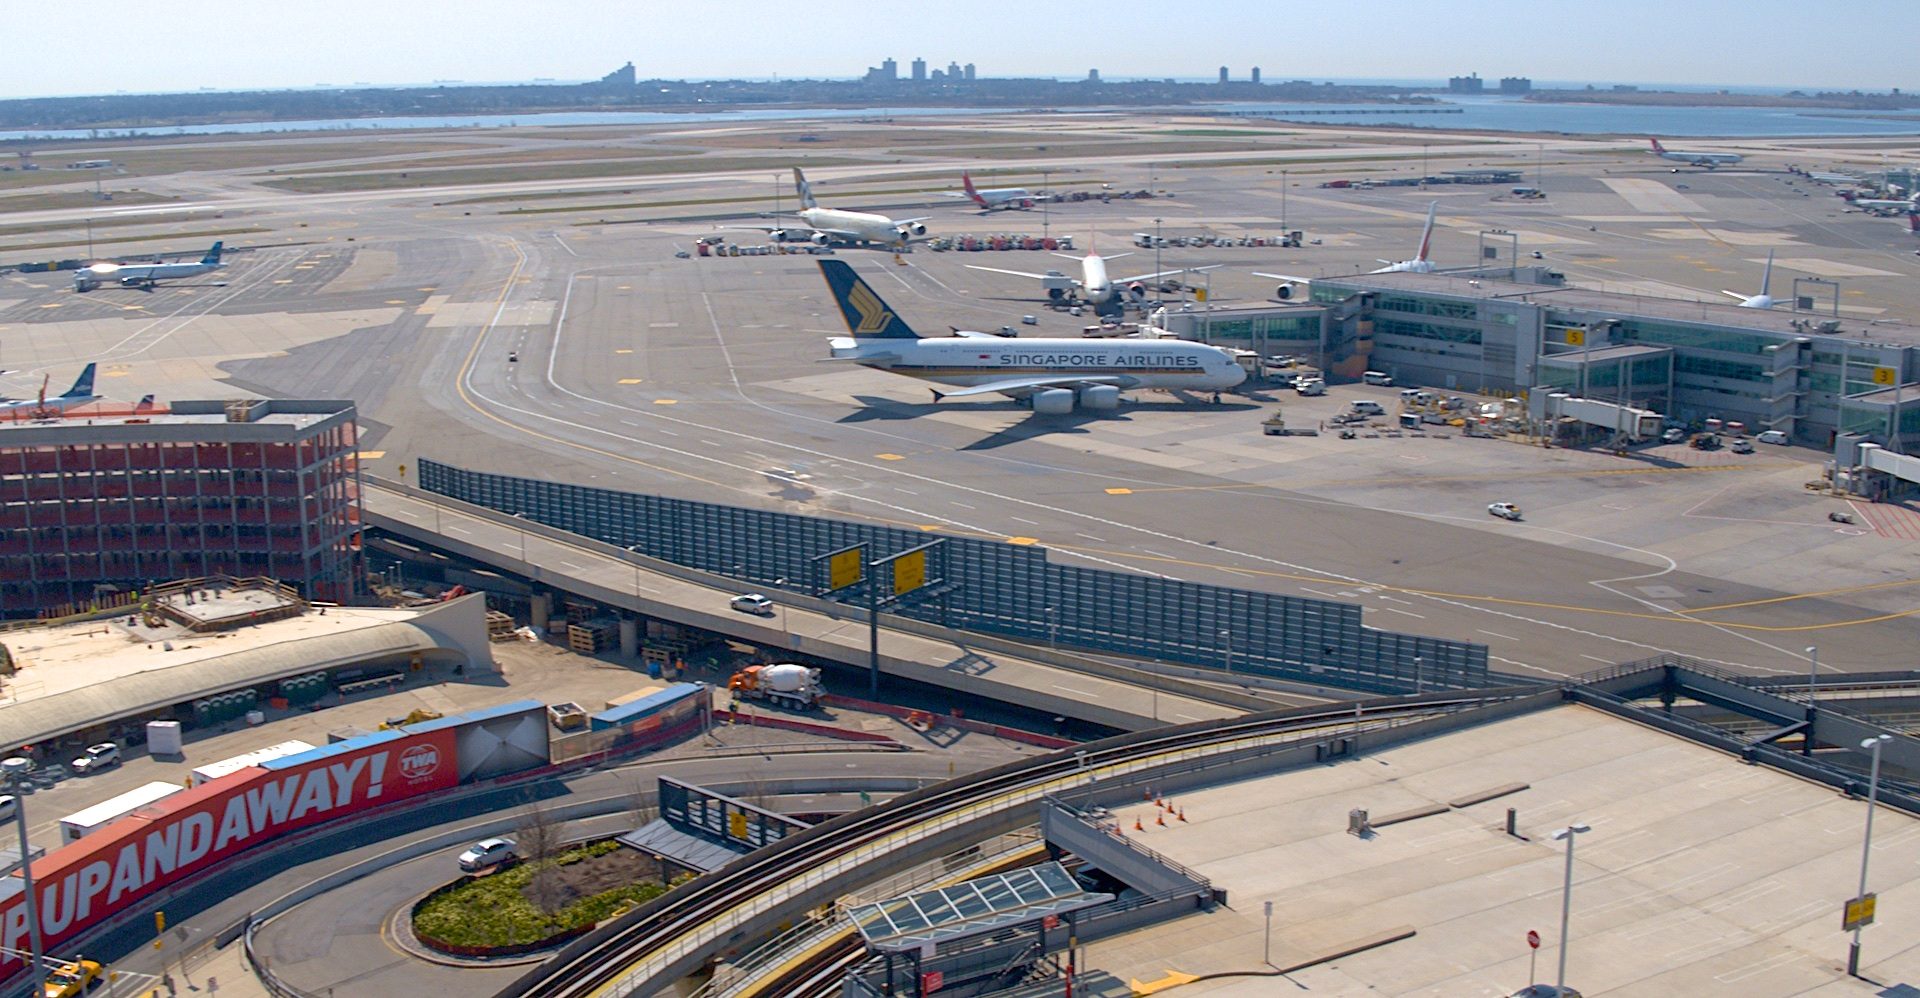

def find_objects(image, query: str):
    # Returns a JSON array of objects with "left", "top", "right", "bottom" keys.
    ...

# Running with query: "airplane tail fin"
[
  {"left": 1759, "top": 248, "right": 1774, "bottom": 297},
  {"left": 818, "top": 260, "right": 919, "bottom": 339},
  {"left": 134, "top": 394, "right": 155, "bottom": 410},
  {"left": 201, "top": 241, "right": 224, "bottom": 265},
  {"left": 962, "top": 172, "right": 987, "bottom": 208},
  {"left": 1415, "top": 201, "right": 1437, "bottom": 263},
  {"left": 792, "top": 168, "right": 818, "bottom": 210},
  {"left": 1649, "top": 138, "right": 1667, "bottom": 154},
  {"left": 62, "top": 363, "right": 97, "bottom": 399}
]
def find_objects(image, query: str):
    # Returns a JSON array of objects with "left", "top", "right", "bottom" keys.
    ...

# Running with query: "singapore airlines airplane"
[
  {"left": 736, "top": 169, "right": 929, "bottom": 248},
  {"left": 1649, "top": 138, "right": 1743, "bottom": 170},
  {"left": 941, "top": 171, "right": 1043, "bottom": 212},
  {"left": 74, "top": 242, "right": 224, "bottom": 291},
  {"left": 0, "top": 364, "right": 99, "bottom": 415},
  {"left": 819, "top": 260, "right": 1244, "bottom": 414},
  {"left": 966, "top": 251, "right": 1218, "bottom": 313}
]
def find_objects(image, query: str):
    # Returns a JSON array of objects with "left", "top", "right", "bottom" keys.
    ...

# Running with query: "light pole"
[
  {"left": 627, "top": 545, "right": 643, "bottom": 598},
  {"left": 1551, "top": 822, "right": 1591, "bottom": 996},
  {"left": 1280, "top": 169, "right": 1288, "bottom": 233},
  {"left": 1042, "top": 169, "right": 1050, "bottom": 241},
  {"left": 1849, "top": 734, "right": 1891, "bottom": 977},
  {"left": 1805, "top": 646, "right": 1820, "bottom": 757},
  {"left": 1154, "top": 217, "right": 1163, "bottom": 302},
  {"left": 1263, "top": 900, "right": 1274, "bottom": 967}
]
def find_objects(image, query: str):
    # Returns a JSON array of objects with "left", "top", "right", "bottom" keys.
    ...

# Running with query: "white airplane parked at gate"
[
  {"left": 74, "top": 242, "right": 224, "bottom": 291},
  {"left": 818, "top": 260, "right": 1245, "bottom": 414},
  {"left": 1724, "top": 249, "right": 1783, "bottom": 309},
  {"left": 1649, "top": 138, "right": 1743, "bottom": 170},
  {"left": 0, "top": 364, "right": 98, "bottom": 415},
  {"left": 965, "top": 249, "right": 1219, "bottom": 311},
  {"left": 733, "top": 169, "right": 929, "bottom": 248},
  {"left": 940, "top": 171, "right": 1044, "bottom": 212},
  {"left": 1253, "top": 201, "right": 1439, "bottom": 300}
]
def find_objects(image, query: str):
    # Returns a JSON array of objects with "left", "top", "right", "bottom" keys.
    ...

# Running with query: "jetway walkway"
[{"left": 360, "top": 481, "right": 1279, "bottom": 731}]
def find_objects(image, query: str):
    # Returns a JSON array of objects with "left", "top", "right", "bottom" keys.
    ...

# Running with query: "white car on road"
[{"left": 1487, "top": 502, "right": 1523, "bottom": 521}]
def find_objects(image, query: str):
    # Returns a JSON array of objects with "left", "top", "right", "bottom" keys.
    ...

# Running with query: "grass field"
[{"left": 256, "top": 155, "right": 867, "bottom": 193}]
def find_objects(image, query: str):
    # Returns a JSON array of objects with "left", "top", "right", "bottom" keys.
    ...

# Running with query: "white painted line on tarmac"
[
  {"left": 952, "top": 501, "right": 975, "bottom": 509},
  {"left": 1010, "top": 516, "right": 1038, "bottom": 525},
  {"left": 1382, "top": 607, "right": 1426, "bottom": 619},
  {"left": 1476, "top": 629, "right": 1518, "bottom": 641},
  {"left": 444, "top": 525, "right": 471, "bottom": 535},
  {"left": 1142, "top": 549, "right": 1171, "bottom": 559},
  {"left": 1076, "top": 533, "right": 1104, "bottom": 542},
  {"left": 1051, "top": 685, "right": 1092, "bottom": 696},
  {"left": 895, "top": 487, "right": 919, "bottom": 495},
  {"left": 558, "top": 561, "right": 586, "bottom": 572},
  {"left": 1579, "top": 654, "right": 1612, "bottom": 663},
  {"left": 1301, "top": 588, "right": 1342, "bottom": 599}
]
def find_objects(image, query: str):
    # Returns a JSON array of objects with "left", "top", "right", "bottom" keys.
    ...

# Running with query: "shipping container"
[
  {"left": 190, "top": 740, "right": 317, "bottom": 786},
  {"left": 590, "top": 683, "right": 706, "bottom": 731}
]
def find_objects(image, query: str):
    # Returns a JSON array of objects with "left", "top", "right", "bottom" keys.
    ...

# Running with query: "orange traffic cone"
[
  {"left": 1178, "top": 808, "right": 1188, "bottom": 823},
  {"left": 1134, "top": 816, "right": 1144, "bottom": 831},
  {"left": 1143, "top": 788, "right": 1153, "bottom": 801},
  {"left": 1156, "top": 811, "right": 1166, "bottom": 827}
]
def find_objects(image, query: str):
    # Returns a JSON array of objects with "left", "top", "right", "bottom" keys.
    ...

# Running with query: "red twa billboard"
[{"left": 0, "top": 728, "right": 457, "bottom": 976}]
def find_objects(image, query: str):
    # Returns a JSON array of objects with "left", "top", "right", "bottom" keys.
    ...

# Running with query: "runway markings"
[
  {"left": 615, "top": 348, "right": 633, "bottom": 354},
  {"left": 653, "top": 399, "right": 677, "bottom": 405},
  {"left": 618, "top": 378, "right": 644, "bottom": 385},
  {"left": 1007, "top": 536, "right": 1039, "bottom": 545},
  {"left": 384, "top": 299, "right": 407, "bottom": 305},
  {"left": 876, "top": 453, "right": 904, "bottom": 461},
  {"left": 37, "top": 303, "right": 60, "bottom": 309},
  {"left": 1105, "top": 487, "right": 1133, "bottom": 495},
  {"left": 1851, "top": 501, "right": 1920, "bottom": 541},
  {"left": 273, "top": 279, "right": 293, "bottom": 284}
]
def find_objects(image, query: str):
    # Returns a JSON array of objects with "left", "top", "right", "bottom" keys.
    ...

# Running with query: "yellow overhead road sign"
[
  {"left": 829, "top": 548, "right": 864, "bottom": 591},
  {"left": 893, "top": 548, "right": 927, "bottom": 596}
]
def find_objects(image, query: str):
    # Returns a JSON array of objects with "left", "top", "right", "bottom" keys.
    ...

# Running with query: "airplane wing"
[
  {"left": 934, "top": 374, "right": 1128, "bottom": 400},
  {"left": 1252, "top": 272, "right": 1313, "bottom": 283},
  {"left": 1114, "top": 264, "right": 1223, "bottom": 284},
  {"left": 1721, "top": 290, "right": 1752, "bottom": 301},
  {"left": 894, "top": 217, "right": 931, "bottom": 225},
  {"left": 965, "top": 264, "right": 1054, "bottom": 281}
]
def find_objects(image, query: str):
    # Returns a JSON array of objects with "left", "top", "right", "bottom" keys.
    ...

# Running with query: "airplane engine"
[
  {"left": 1047, "top": 288, "right": 1066, "bottom": 300},
  {"left": 1030, "top": 388, "right": 1075, "bottom": 415},
  {"left": 1019, "top": 199, "right": 1034, "bottom": 209},
  {"left": 1076, "top": 385, "right": 1121, "bottom": 410},
  {"left": 1275, "top": 282, "right": 1297, "bottom": 300},
  {"left": 810, "top": 232, "right": 831, "bottom": 246},
  {"left": 770, "top": 229, "right": 789, "bottom": 243},
  {"left": 1127, "top": 282, "right": 1147, "bottom": 300},
  {"left": 903, "top": 222, "right": 928, "bottom": 237}
]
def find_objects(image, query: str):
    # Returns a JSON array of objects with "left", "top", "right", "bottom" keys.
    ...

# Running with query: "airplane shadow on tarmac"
[{"left": 838, "top": 394, "right": 1262, "bottom": 451}]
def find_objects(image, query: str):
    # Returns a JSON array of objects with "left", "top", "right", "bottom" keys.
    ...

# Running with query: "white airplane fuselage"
[
  {"left": 75, "top": 258, "right": 221, "bottom": 289},
  {"left": 797, "top": 206, "right": 919, "bottom": 245},
  {"left": 829, "top": 335, "right": 1246, "bottom": 392}
]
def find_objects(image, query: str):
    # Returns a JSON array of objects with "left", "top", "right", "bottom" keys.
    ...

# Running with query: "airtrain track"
[{"left": 501, "top": 687, "right": 1546, "bottom": 998}]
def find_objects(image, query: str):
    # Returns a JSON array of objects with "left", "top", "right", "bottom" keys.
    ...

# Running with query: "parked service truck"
[
  {"left": 727, "top": 663, "right": 825, "bottom": 710},
  {"left": 59, "top": 782, "right": 183, "bottom": 843}
]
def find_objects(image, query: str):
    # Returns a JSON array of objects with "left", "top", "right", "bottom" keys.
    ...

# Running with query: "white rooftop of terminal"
[{"left": 1085, "top": 704, "right": 1920, "bottom": 995}]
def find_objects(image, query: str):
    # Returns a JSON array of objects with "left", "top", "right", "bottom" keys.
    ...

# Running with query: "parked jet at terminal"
[
  {"left": 941, "top": 171, "right": 1043, "bottom": 212},
  {"left": 966, "top": 250, "right": 1218, "bottom": 313},
  {"left": 818, "top": 260, "right": 1244, "bottom": 413},
  {"left": 735, "top": 169, "right": 929, "bottom": 248},
  {"left": 0, "top": 364, "right": 98, "bottom": 415},
  {"left": 1649, "top": 138, "right": 1743, "bottom": 170},
  {"left": 1253, "top": 201, "right": 1438, "bottom": 300},
  {"left": 73, "top": 242, "right": 224, "bottom": 291},
  {"left": 1724, "top": 249, "right": 1782, "bottom": 309}
]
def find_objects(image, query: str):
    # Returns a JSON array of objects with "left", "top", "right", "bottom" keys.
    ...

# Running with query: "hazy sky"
[{"left": 4, "top": 0, "right": 1911, "bottom": 98}]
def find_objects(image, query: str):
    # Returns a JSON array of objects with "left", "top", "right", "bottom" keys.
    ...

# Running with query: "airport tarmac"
[
  {"left": 1081, "top": 703, "right": 1920, "bottom": 996},
  {"left": 4, "top": 116, "right": 1920, "bottom": 683}
]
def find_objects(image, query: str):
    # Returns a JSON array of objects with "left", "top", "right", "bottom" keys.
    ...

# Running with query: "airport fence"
[{"left": 416, "top": 460, "right": 1488, "bottom": 694}]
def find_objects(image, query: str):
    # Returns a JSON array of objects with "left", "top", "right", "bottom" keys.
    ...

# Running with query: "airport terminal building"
[
  {"left": 1159, "top": 269, "right": 1920, "bottom": 452},
  {"left": 0, "top": 399, "right": 362, "bottom": 616}
]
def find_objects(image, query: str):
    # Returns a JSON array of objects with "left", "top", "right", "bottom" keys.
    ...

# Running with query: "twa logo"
[{"left": 399, "top": 744, "right": 441, "bottom": 781}]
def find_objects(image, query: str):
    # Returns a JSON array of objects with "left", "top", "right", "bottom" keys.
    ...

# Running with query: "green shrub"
[{"left": 411, "top": 841, "right": 672, "bottom": 949}]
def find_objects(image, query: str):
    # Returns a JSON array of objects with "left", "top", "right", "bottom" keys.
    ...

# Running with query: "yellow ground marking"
[
  {"left": 652, "top": 398, "right": 678, "bottom": 405},
  {"left": 273, "top": 279, "right": 293, "bottom": 284},
  {"left": 417, "top": 287, "right": 437, "bottom": 292},
  {"left": 1130, "top": 970, "right": 1201, "bottom": 994},
  {"left": 1007, "top": 537, "right": 1039, "bottom": 545},
  {"left": 384, "top": 299, "right": 408, "bottom": 305},
  {"left": 617, "top": 378, "right": 644, "bottom": 385},
  {"left": 357, "top": 450, "right": 386, "bottom": 460},
  {"left": 37, "top": 303, "right": 60, "bottom": 309},
  {"left": 876, "top": 453, "right": 904, "bottom": 461},
  {"left": 616, "top": 285, "right": 632, "bottom": 290},
  {"left": 919, "top": 524, "right": 943, "bottom": 531},
  {"left": 615, "top": 348, "right": 633, "bottom": 354},
  {"left": 1105, "top": 487, "right": 1134, "bottom": 495},
  {"left": 102, "top": 371, "right": 129, "bottom": 377}
]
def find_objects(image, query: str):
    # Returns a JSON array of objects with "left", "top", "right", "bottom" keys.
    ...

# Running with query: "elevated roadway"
[{"left": 360, "top": 481, "right": 1316, "bottom": 730}]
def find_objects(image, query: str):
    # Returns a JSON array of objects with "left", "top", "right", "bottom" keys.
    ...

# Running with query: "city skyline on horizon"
[{"left": 2, "top": 0, "right": 1912, "bottom": 101}]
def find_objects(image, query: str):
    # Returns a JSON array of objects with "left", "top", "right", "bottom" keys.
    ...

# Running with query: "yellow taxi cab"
[{"left": 44, "top": 959, "right": 102, "bottom": 997}]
